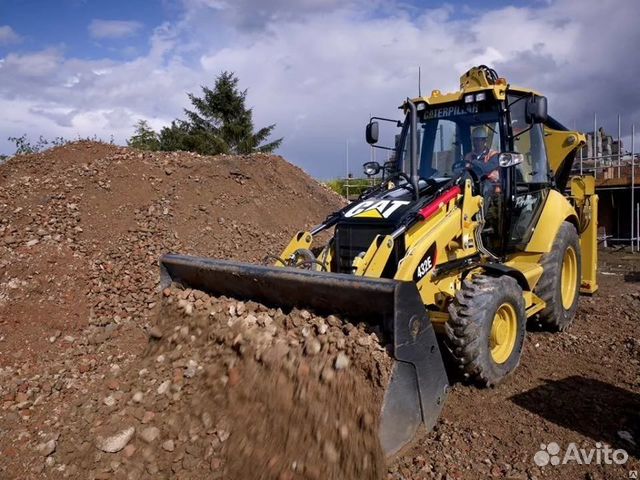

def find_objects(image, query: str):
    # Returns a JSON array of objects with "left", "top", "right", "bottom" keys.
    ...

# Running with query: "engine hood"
[
  {"left": 339, "top": 185, "right": 413, "bottom": 226},
  {"left": 337, "top": 178, "right": 452, "bottom": 227}
]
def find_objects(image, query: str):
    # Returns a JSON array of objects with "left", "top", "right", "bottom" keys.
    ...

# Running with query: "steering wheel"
[
  {"left": 452, "top": 160, "right": 484, "bottom": 194},
  {"left": 453, "top": 159, "right": 488, "bottom": 177}
]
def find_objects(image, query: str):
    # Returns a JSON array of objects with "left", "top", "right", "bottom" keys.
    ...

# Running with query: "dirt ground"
[
  {"left": 390, "top": 250, "right": 640, "bottom": 480},
  {"left": 51, "top": 287, "right": 390, "bottom": 480},
  {"left": 0, "top": 143, "right": 638, "bottom": 479}
]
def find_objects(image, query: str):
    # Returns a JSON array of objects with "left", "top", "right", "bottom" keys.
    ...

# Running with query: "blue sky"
[
  {"left": 1, "top": 0, "right": 170, "bottom": 59},
  {"left": 1, "top": 0, "right": 638, "bottom": 178},
  {"left": 0, "top": 0, "right": 530, "bottom": 59}
]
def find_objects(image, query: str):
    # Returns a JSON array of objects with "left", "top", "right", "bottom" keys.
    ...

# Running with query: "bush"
[
  {"left": 324, "top": 178, "right": 377, "bottom": 198},
  {"left": 8, "top": 134, "right": 69, "bottom": 155}
]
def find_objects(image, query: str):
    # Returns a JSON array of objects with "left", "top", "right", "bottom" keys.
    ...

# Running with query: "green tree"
[
  {"left": 127, "top": 120, "right": 161, "bottom": 151},
  {"left": 160, "top": 71, "right": 282, "bottom": 155},
  {"left": 159, "top": 120, "right": 222, "bottom": 154}
]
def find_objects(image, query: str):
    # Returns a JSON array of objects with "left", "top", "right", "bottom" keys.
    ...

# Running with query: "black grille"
[{"left": 333, "top": 224, "right": 403, "bottom": 277}]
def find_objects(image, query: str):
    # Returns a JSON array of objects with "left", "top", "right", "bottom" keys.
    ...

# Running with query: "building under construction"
[{"left": 575, "top": 123, "right": 639, "bottom": 249}]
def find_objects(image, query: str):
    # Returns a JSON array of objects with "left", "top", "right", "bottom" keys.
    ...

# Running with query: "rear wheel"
[
  {"left": 534, "top": 221, "right": 581, "bottom": 331},
  {"left": 445, "top": 275, "right": 526, "bottom": 387}
]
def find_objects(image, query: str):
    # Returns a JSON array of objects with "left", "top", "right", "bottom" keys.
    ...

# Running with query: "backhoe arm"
[{"left": 570, "top": 176, "right": 598, "bottom": 294}]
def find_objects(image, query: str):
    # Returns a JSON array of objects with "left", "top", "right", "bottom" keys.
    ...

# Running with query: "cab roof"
[{"left": 406, "top": 66, "right": 541, "bottom": 107}]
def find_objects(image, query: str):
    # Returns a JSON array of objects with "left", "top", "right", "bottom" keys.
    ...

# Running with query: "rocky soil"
[
  {"left": 0, "top": 142, "right": 638, "bottom": 480},
  {"left": 389, "top": 251, "right": 640, "bottom": 480},
  {"left": 51, "top": 285, "right": 391, "bottom": 480},
  {"left": 0, "top": 142, "right": 345, "bottom": 478}
]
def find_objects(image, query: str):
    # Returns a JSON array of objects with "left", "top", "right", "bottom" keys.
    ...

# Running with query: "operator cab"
[{"left": 365, "top": 89, "right": 549, "bottom": 257}]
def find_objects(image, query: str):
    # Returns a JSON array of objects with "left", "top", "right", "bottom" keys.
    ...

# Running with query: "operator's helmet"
[{"left": 472, "top": 126, "right": 489, "bottom": 139}]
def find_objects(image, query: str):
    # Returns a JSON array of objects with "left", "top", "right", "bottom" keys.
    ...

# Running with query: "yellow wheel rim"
[
  {"left": 490, "top": 303, "right": 518, "bottom": 364},
  {"left": 561, "top": 246, "right": 578, "bottom": 310}
]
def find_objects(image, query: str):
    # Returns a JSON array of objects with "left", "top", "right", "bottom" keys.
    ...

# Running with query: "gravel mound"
[
  {"left": 0, "top": 141, "right": 344, "bottom": 348},
  {"left": 0, "top": 141, "right": 347, "bottom": 478},
  {"left": 54, "top": 285, "right": 392, "bottom": 479}
]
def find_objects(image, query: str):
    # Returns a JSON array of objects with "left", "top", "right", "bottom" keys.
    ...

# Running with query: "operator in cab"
[
  {"left": 462, "top": 125, "right": 502, "bottom": 239},
  {"left": 464, "top": 126, "right": 500, "bottom": 192}
]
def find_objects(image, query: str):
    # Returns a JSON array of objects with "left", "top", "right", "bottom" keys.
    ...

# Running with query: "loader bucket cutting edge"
[{"left": 159, "top": 253, "right": 449, "bottom": 456}]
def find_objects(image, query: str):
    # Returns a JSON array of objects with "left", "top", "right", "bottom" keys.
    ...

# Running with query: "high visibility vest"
[{"left": 466, "top": 149, "right": 501, "bottom": 193}]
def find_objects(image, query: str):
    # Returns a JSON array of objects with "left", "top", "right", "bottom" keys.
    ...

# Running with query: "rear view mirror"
[
  {"left": 366, "top": 121, "right": 379, "bottom": 144},
  {"left": 525, "top": 96, "right": 548, "bottom": 124},
  {"left": 363, "top": 161, "right": 381, "bottom": 177}
]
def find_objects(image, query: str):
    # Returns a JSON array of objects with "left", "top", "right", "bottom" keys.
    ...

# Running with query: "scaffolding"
[{"left": 572, "top": 114, "right": 638, "bottom": 251}]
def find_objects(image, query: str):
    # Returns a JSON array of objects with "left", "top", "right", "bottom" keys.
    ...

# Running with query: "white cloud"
[
  {"left": 198, "top": 0, "right": 352, "bottom": 30},
  {"left": 0, "top": 25, "right": 21, "bottom": 45},
  {"left": 0, "top": 49, "right": 63, "bottom": 78},
  {"left": 88, "top": 19, "right": 143, "bottom": 39},
  {"left": 1, "top": 0, "right": 639, "bottom": 178}
]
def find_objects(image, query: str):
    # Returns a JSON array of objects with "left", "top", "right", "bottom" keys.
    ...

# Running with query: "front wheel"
[{"left": 445, "top": 275, "right": 526, "bottom": 387}]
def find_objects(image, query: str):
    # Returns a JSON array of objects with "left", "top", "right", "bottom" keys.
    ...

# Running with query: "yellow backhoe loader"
[{"left": 159, "top": 66, "right": 598, "bottom": 456}]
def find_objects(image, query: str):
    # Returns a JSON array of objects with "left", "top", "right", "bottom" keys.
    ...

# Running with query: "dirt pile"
[
  {"left": 0, "top": 141, "right": 346, "bottom": 478},
  {"left": 0, "top": 140, "right": 344, "bottom": 361},
  {"left": 52, "top": 285, "right": 391, "bottom": 479}
]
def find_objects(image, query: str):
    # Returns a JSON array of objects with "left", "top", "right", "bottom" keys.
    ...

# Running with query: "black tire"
[
  {"left": 444, "top": 275, "right": 526, "bottom": 387},
  {"left": 534, "top": 221, "right": 582, "bottom": 332}
]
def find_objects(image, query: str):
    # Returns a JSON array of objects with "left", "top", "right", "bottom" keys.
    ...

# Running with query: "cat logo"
[{"left": 344, "top": 200, "right": 411, "bottom": 219}]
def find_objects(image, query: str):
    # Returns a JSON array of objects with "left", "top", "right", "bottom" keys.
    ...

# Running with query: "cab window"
[{"left": 509, "top": 95, "right": 549, "bottom": 184}]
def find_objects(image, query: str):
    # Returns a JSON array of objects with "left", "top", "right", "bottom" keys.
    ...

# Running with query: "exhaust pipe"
[{"left": 407, "top": 98, "right": 420, "bottom": 200}]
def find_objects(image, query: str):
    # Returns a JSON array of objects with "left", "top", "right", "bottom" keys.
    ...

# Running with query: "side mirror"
[
  {"left": 498, "top": 152, "right": 524, "bottom": 168},
  {"left": 365, "top": 121, "right": 379, "bottom": 144},
  {"left": 525, "top": 95, "right": 548, "bottom": 124},
  {"left": 363, "top": 161, "right": 381, "bottom": 177}
]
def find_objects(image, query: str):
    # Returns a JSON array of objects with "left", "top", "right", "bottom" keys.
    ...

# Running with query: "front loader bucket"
[{"left": 159, "top": 254, "right": 449, "bottom": 456}]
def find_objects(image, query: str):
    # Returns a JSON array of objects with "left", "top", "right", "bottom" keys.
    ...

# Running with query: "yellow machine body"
[{"left": 281, "top": 66, "right": 598, "bottom": 317}]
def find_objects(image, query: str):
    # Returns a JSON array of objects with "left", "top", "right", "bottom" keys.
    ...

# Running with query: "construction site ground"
[{"left": 0, "top": 142, "right": 638, "bottom": 480}]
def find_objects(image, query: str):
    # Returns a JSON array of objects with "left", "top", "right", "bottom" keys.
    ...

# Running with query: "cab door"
[{"left": 505, "top": 99, "right": 551, "bottom": 250}]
